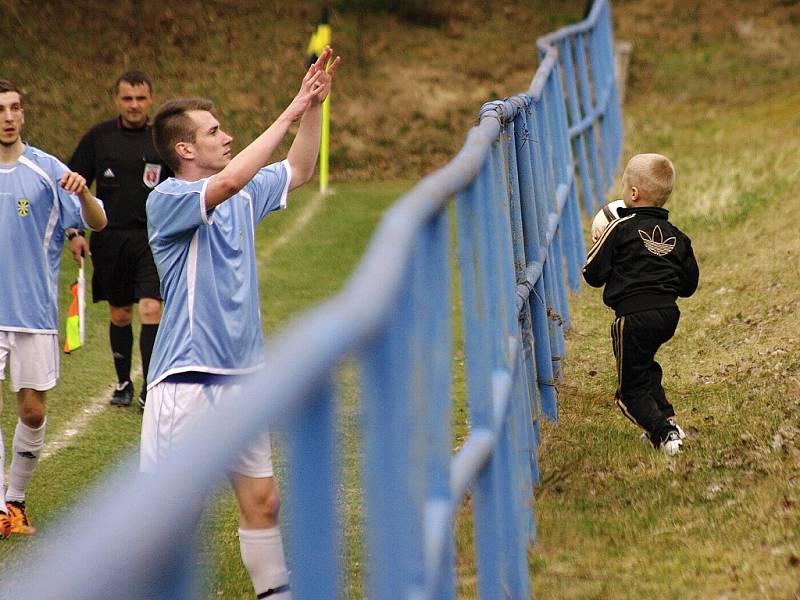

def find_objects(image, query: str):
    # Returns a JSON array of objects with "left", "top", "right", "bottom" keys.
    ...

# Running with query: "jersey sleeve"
[
  {"left": 243, "top": 160, "right": 291, "bottom": 224},
  {"left": 68, "top": 129, "right": 97, "bottom": 187},
  {"left": 146, "top": 179, "right": 209, "bottom": 243}
]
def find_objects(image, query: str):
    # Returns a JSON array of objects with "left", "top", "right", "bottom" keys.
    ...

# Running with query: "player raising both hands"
[{"left": 142, "top": 48, "right": 340, "bottom": 598}]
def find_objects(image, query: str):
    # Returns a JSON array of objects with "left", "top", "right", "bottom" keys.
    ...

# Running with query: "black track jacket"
[{"left": 583, "top": 206, "right": 699, "bottom": 316}]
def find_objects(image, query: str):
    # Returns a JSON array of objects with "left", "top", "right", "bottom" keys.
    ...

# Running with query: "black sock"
[
  {"left": 109, "top": 323, "right": 133, "bottom": 384},
  {"left": 139, "top": 323, "right": 159, "bottom": 389}
]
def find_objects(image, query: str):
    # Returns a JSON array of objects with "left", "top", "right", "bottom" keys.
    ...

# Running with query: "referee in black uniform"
[{"left": 68, "top": 71, "right": 172, "bottom": 410}]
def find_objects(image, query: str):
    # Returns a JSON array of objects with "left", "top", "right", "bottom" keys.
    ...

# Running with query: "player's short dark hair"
[
  {"left": 114, "top": 70, "right": 152, "bottom": 94},
  {"left": 152, "top": 98, "right": 215, "bottom": 172},
  {"left": 0, "top": 78, "right": 23, "bottom": 100}
]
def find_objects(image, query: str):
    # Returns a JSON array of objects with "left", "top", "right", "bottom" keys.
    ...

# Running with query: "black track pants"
[{"left": 611, "top": 307, "right": 680, "bottom": 444}]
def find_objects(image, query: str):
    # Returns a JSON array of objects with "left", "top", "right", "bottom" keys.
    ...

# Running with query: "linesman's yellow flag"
[
  {"left": 306, "top": 7, "right": 331, "bottom": 67},
  {"left": 64, "top": 263, "right": 85, "bottom": 353},
  {"left": 306, "top": 7, "right": 332, "bottom": 193}
]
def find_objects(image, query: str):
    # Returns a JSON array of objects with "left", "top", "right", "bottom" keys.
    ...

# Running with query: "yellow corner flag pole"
[
  {"left": 307, "top": 6, "right": 332, "bottom": 194},
  {"left": 320, "top": 91, "right": 331, "bottom": 194}
]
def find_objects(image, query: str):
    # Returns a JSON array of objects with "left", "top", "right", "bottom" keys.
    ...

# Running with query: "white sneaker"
[
  {"left": 659, "top": 430, "right": 683, "bottom": 456},
  {"left": 667, "top": 417, "right": 686, "bottom": 440}
]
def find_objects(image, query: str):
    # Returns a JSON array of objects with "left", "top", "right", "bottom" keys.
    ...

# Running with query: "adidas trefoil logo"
[
  {"left": 639, "top": 225, "right": 676, "bottom": 257},
  {"left": 103, "top": 168, "right": 115, "bottom": 178}
]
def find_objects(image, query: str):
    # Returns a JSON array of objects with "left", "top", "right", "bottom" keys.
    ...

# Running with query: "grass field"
[
  {"left": 530, "top": 2, "right": 800, "bottom": 596},
  {"left": 3, "top": 0, "right": 800, "bottom": 598}
]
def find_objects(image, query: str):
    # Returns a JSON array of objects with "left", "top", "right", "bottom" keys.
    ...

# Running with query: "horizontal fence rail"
[{"left": 4, "top": 1, "right": 622, "bottom": 598}]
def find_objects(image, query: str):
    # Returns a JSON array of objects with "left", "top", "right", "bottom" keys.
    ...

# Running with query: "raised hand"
[
  {"left": 284, "top": 46, "right": 342, "bottom": 121},
  {"left": 308, "top": 46, "right": 341, "bottom": 105}
]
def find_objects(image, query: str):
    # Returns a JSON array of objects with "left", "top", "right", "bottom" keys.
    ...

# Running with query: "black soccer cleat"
[{"left": 110, "top": 380, "right": 134, "bottom": 407}]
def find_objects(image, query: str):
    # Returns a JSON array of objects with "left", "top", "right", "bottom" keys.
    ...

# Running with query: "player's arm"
[
  {"left": 287, "top": 50, "right": 341, "bottom": 191},
  {"left": 65, "top": 132, "right": 97, "bottom": 261},
  {"left": 205, "top": 47, "right": 341, "bottom": 209},
  {"left": 60, "top": 171, "right": 107, "bottom": 231}
]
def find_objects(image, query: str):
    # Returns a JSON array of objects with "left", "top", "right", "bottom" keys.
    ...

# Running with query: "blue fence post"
[
  {"left": 505, "top": 106, "right": 542, "bottom": 503},
  {"left": 534, "top": 94, "right": 566, "bottom": 390},
  {"left": 591, "top": 17, "right": 614, "bottom": 192},
  {"left": 597, "top": 1, "right": 623, "bottom": 177},
  {"left": 415, "top": 213, "right": 456, "bottom": 600},
  {"left": 548, "top": 61, "right": 585, "bottom": 294},
  {"left": 455, "top": 162, "right": 505, "bottom": 597},
  {"left": 285, "top": 379, "right": 339, "bottom": 598},
  {"left": 487, "top": 138, "right": 533, "bottom": 598},
  {"left": 526, "top": 100, "right": 560, "bottom": 420},
  {"left": 360, "top": 271, "right": 424, "bottom": 599},
  {"left": 512, "top": 104, "right": 546, "bottom": 485},
  {"left": 557, "top": 39, "right": 595, "bottom": 215},
  {"left": 575, "top": 33, "right": 608, "bottom": 206},
  {"left": 541, "top": 77, "right": 573, "bottom": 334}
]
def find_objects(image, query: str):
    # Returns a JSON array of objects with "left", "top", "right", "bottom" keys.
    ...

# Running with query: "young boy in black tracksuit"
[{"left": 583, "top": 153, "right": 699, "bottom": 456}]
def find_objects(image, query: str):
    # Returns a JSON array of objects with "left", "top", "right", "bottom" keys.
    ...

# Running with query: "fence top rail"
[{"left": 535, "top": 0, "right": 606, "bottom": 54}]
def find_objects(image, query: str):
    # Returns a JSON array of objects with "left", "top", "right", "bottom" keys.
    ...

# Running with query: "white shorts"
[
  {"left": 0, "top": 331, "right": 60, "bottom": 392},
  {"left": 140, "top": 380, "right": 274, "bottom": 478}
]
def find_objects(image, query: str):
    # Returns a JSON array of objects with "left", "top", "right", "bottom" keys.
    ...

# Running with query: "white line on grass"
[
  {"left": 261, "top": 190, "right": 328, "bottom": 261},
  {"left": 40, "top": 370, "right": 141, "bottom": 462}
]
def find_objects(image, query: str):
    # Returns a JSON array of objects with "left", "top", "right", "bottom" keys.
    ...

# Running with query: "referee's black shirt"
[{"left": 69, "top": 117, "right": 173, "bottom": 230}]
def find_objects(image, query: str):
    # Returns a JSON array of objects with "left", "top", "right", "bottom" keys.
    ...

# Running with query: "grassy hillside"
[{"left": 1, "top": 0, "right": 584, "bottom": 180}]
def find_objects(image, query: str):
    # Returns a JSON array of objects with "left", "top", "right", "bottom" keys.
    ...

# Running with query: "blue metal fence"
[{"left": 5, "top": 1, "right": 622, "bottom": 598}]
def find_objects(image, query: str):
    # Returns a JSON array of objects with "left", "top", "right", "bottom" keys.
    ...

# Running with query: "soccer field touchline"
[
  {"left": 41, "top": 367, "right": 141, "bottom": 461},
  {"left": 260, "top": 190, "right": 327, "bottom": 261}
]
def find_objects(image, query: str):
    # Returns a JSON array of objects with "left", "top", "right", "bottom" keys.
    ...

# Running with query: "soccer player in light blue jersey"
[
  {"left": 143, "top": 48, "right": 340, "bottom": 598},
  {"left": 0, "top": 79, "right": 107, "bottom": 539}
]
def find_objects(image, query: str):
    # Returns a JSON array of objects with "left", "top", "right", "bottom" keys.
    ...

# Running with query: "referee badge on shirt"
[{"left": 143, "top": 163, "right": 162, "bottom": 189}]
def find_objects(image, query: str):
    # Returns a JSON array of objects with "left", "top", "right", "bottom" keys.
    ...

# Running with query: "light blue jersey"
[
  {"left": 146, "top": 161, "right": 291, "bottom": 388},
  {"left": 0, "top": 145, "right": 100, "bottom": 333}
]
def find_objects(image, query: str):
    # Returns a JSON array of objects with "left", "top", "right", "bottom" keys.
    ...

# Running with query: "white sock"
[
  {"left": 6, "top": 418, "right": 47, "bottom": 503},
  {"left": 0, "top": 426, "right": 6, "bottom": 513},
  {"left": 238, "top": 527, "right": 291, "bottom": 599}
]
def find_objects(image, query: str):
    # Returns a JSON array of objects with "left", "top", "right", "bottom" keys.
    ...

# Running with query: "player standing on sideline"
[
  {"left": 0, "top": 79, "right": 107, "bottom": 538},
  {"left": 143, "top": 48, "right": 340, "bottom": 597},
  {"left": 68, "top": 71, "right": 172, "bottom": 411}
]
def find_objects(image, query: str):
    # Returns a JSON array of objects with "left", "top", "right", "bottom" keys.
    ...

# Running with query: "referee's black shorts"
[{"left": 89, "top": 228, "right": 161, "bottom": 306}]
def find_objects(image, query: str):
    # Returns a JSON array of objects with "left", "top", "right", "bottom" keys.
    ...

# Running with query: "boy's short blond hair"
[{"left": 623, "top": 153, "right": 675, "bottom": 206}]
